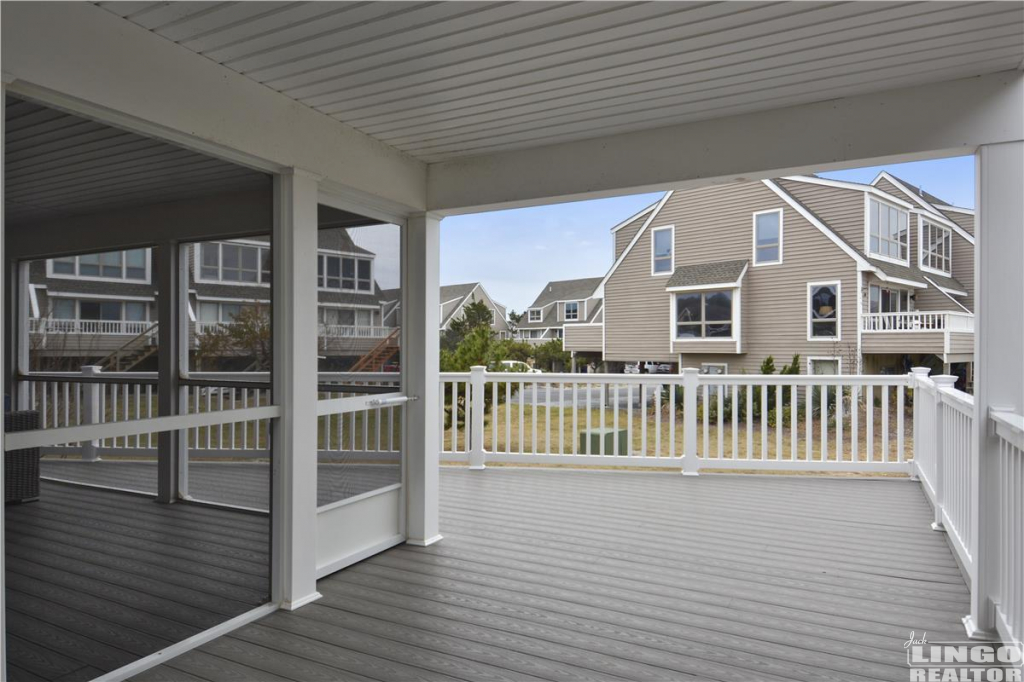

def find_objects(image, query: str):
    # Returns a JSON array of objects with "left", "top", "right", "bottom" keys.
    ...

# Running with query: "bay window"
[
  {"left": 808, "top": 282, "right": 840, "bottom": 339},
  {"left": 675, "top": 290, "right": 733, "bottom": 339},
  {"left": 868, "top": 197, "right": 909, "bottom": 262},
  {"left": 920, "top": 220, "right": 952, "bottom": 274}
]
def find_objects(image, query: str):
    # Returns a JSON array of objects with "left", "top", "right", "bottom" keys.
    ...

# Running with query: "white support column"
[
  {"left": 681, "top": 367, "right": 700, "bottom": 476},
  {"left": 404, "top": 212, "right": 442, "bottom": 546},
  {"left": 966, "top": 141, "right": 1024, "bottom": 639},
  {"left": 271, "top": 169, "right": 322, "bottom": 610},
  {"left": 468, "top": 365, "right": 486, "bottom": 470}
]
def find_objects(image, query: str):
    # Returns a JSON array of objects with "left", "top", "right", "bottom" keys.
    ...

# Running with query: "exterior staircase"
[
  {"left": 99, "top": 323, "right": 159, "bottom": 371},
  {"left": 349, "top": 327, "right": 400, "bottom": 372}
]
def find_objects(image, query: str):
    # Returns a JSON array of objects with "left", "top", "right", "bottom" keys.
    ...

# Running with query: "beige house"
[
  {"left": 572, "top": 172, "right": 974, "bottom": 380},
  {"left": 515, "top": 277, "right": 604, "bottom": 349}
]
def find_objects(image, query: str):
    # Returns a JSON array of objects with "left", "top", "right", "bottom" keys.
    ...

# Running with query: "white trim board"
[
  {"left": 751, "top": 208, "right": 784, "bottom": 267},
  {"left": 610, "top": 203, "right": 657, "bottom": 233},
  {"left": 807, "top": 280, "right": 842, "bottom": 343},
  {"left": 870, "top": 171, "right": 974, "bottom": 244},
  {"left": 599, "top": 191, "right": 673, "bottom": 289}
]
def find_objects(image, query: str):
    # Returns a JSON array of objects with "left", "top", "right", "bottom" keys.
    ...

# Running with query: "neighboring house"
[
  {"left": 587, "top": 171, "right": 974, "bottom": 380},
  {"left": 518, "top": 277, "right": 604, "bottom": 352},
  {"left": 439, "top": 282, "right": 511, "bottom": 338},
  {"left": 28, "top": 229, "right": 395, "bottom": 370}
]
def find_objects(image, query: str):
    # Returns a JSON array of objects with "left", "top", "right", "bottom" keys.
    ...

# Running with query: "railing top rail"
[
  {"left": 441, "top": 371, "right": 913, "bottom": 386},
  {"left": 991, "top": 409, "right": 1024, "bottom": 451}
]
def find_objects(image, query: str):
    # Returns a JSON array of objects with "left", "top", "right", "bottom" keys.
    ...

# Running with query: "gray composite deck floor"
[
  {"left": 132, "top": 468, "right": 972, "bottom": 682},
  {"left": 40, "top": 460, "right": 401, "bottom": 510},
  {"left": 4, "top": 481, "right": 270, "bottom": 682}
]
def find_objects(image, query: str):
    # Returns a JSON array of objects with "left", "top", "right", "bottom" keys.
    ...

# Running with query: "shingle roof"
[
  {"left": 440, "top": 283, "right": 479, "bottom": 303},
  {"left": 887, "top": 173, "right": 951, "bottom": 208},
  {"left": 867, "top": 258, "right": 966, "bottom": 292},
  {"left": 666, "top": 259, "right": 748, "bottom": 289},
  {"left": 528, "top": 277, "right": 603, "bottom": 308}
]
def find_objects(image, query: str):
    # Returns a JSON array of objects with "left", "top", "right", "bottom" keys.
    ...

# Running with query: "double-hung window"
[
  {"left": 675, "top": 291, "right": 733, "bottom": 339},
  {"left": 808, "top": 282, "right": 840, "bottom": 339},
  {"left": 753, "top": 210, "right": 782, "bottom": 265},
  {"left": 868, "top": 197, "right": 909, "bottom": 262},
  {"left": 652, "top": 227, "right": 673, "bottom": 275},
  {"left": 920, "top": 220, "right": 952, "bottom": 274},
  {"left": 564, "top": 302, "right": 579, "bottom": 321}
]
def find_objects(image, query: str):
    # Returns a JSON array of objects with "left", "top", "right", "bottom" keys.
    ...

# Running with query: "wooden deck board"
[
  {"left": 135, "top": 468, "right": 971, "bottom": 682},
  {"left": 5, "top": 481, "right": 270, "bottom": 682}
]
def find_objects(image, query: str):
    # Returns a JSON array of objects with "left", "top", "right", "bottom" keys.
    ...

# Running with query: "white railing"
[
  {"left": 861, "top": 310, "right": 974, "bottom": 332},
  {"left": 21, "top": 368, "right": 400, "bottom": 458},
  {"left": 442, "top": 367, "right": 914, "bottom": 472},
  {"left": 911, "top": 370, "right": 975, "bottom": 574},
  {"left": 991, "top": 409, "right": 1024, "bottom": 645},
  {"left": 29, "top": 318, "right": 154, "bottom": 335},
  {"left": 193, "top": 320, "right": 394, "bottom": 340}
]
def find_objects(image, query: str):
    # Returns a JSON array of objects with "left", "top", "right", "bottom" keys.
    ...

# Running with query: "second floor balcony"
[{"left": 860, "top": 311, "right": 974, "bottom": 361}]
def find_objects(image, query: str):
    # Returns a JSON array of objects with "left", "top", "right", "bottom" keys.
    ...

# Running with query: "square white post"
[
  {"left": 681, "top": 368, "right": 700, "bottom": 476},
  {"left": 271, "top": 169, "right": 322, "bottom": 610},
  {"left": 966, "top": 141, "right": 1023, "bottom": 639},
  {"left": 404, "top": 212, "right": 442, "bottom": 546},
  {"left": 468, "top": 365, "right": 487, "bottom": 470}
]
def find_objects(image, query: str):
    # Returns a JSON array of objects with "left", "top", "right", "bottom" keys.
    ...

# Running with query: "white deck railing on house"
[
  {"left": 441, "top": 368, "right": 914, "bottom": 472},
  {"left": 22, "top": 369, "right": 401, "bottom": 459},
  {"left": 861, "top": 310, "right": 974, "bottom": 332},
  {"left": 29, "top": 318, "right": 154, "bottom": 335},
  {"left": 990, "top": 408, "right": 1024, "bottom": 644},
  {"left": 192, "top": 320, "right": 395, "bottom": 339}
]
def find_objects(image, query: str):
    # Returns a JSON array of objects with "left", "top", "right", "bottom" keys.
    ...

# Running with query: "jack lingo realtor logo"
[{"left": 905, "top": 632, "right": 1023, "bottom": 681}]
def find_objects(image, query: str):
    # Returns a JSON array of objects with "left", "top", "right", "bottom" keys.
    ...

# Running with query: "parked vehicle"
[
  {"left": 642, "top": 362, "right": 673, "bottom": 374},
  {"left": 623, "top": 363, "right": 640, "bottom": 374},
  {"left": 498, "top": 360, "right": 543, "bottom": 374}
]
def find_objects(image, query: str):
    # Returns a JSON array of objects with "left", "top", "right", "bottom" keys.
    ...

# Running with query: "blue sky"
[{"left": 440, "top": 155, "right": 974, "bottom": 314}]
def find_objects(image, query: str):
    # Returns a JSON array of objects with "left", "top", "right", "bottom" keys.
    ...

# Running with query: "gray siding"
[
  {"left": 605, "top": 182, "right": 859, "bottom": 372},
  {"left": 563, "top": 324, "right": 603, "bottom": 352},
  {"left": 949, "top": 331, "right": 974, "bottom": 355}
]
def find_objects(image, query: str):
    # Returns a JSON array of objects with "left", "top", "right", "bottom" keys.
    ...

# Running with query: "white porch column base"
[
  {"left": 962, "top": 615, "right": 999, "bottom": 641},
  {"left": 404, "top": 212, "right": 443, "bottom": 546},
  {"left": 271, "top": 169, "right": 322, "bottom": 610},
  {"left": 968, "top": 141, "right": 1024, "bottom": 638}
]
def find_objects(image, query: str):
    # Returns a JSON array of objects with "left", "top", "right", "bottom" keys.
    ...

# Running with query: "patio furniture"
[{"left": 5, "top": 409, "right": 40, "bottom": 503}]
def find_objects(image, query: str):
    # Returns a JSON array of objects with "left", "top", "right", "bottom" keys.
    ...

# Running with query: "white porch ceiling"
[{"left": 97, "top": 1, "right": 1024, "bottom": 164}]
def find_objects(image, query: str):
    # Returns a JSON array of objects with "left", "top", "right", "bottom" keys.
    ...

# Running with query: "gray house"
[
  {"left": 584, "top": 172, "right": 975, "bottom": 381},
  {"left": 516, "top": 277, "right": 604, "bottom": 353}
]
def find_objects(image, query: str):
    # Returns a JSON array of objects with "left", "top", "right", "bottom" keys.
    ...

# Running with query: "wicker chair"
[{"left": 5, "top": 410, "right": 40, "bottom": 503}]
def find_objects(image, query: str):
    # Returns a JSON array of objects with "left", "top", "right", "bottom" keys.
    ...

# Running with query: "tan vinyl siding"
[
  {"left": 605, "top": 181, "right": 858, "bottom": 372},
  {"left": 777, "top": 180, "right": 866, "bottom": 250},
  {"left": 614, "top": 213, "right": 647, "bottom": 260},
  {"left": 949, "top": 227, "right": 974, "bottom": 311},
  {"left": 862, "top": 332, "right": 944, "bottom": 355},
  {"left": 949, "top": 332, "right": 974, "bottom": 355},
  {"left": 941, "top": 209, "right": 975, "bottom": 236},
  {"left": 563, "top": 324, "right": 603, "bottom": 352},
  {"left": 673, "top": 339, "right": 737, "bottom": 355}
]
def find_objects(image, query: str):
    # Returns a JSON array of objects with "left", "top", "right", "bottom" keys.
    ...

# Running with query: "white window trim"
[
  {"left": 918, "top": 215, "right": 953, "bottom": 277},
  {"left": 490, "top": 309, "right": 497, "bottom": 325},
  {"left": 650, "top": 225, "right": 674, "bottom": 277},
  {"left": 672, "top": 288, "right": 736, "bottom": 342},
  {"left": 194, "top": 242, "right": 272, "bottom": 287},
  {"left": 807, "top": 280, "right": 842, "bottom": 342},
  {"left": 564, "top": 301, "right": 580, "bottom": 321},
  {"left": 47, "top": 248, "right": 153, "bottom": 284},
  {"left": 864, "top": 195, "right": 910, "bottom": 266},
  {"left": 52, "top": 298, "right": 152, "bottom": 323},
  {"left": 700, "top": 363, "right": 729, "bottom": 374},
  {"left": 317, "top": 252, "right": 374, "bottom": 293},
  {"left": 868, "top": 283, "right": 914, "bottom": 314},
  {"left": 751, "top": 208, "right": 783, "bottom": 266},
  {"left": 527, "top": 308, "right": 543, "bottom": 322},
  {"left": 807, "top": 356, "right": 843, "bottom": 375}
]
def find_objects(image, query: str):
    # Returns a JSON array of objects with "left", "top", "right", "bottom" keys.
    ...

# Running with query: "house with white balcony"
[
  {"left": 578, "top": 172, "right": 976, "bottom": 388},
  {"left": 27, "top": 227, "right": 396, "bottom": 371},
  {"left": 1, "top": 3, "right": 1022, "bottom": 682},
  {"left": 515, "top": 277, "right": 603, "bottom": 350}
]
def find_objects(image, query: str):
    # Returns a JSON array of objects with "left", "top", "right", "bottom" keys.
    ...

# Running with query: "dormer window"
[
  {"left": 528, "top": 309, "right": 542, "bottom": 322},
  {"left": 868, "top": 197, "right": 909, "bottom": 263},
  {"left": 317, "top": 254, "right": 372, "bottom": 291},
  {"left": 564, "top": 302, "right": 579, "bottom": 321},
  {"left": 920, "top": 219, "right": 952, "bottom": 274}
]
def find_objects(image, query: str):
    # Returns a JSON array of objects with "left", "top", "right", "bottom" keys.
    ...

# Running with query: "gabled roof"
[
  {"left": 876, "top": 171, "right": 951, "bottom": 209},
  {"left": 440, "top": 282, "right": 479, "bottom": 304},
  {"left": 318, "top": 229, "right": 374, "bottom": 256},
  {"left": 666, "top": 260, "right": 748, "bottom": 290},
  {"left": 527, "top": 277, "right": 604, "bottom": 309}
]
